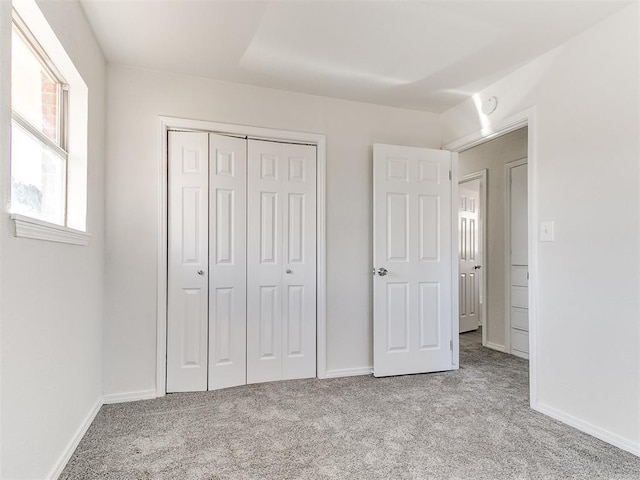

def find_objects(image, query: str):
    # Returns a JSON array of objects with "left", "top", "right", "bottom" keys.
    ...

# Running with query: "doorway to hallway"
[{"left": 456, "top": 127, "right": 529, "bottom": 362}]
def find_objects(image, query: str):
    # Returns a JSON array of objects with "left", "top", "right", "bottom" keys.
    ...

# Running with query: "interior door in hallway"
[
  {"left": 167, "top": 131, "right": 209, "bottom": 392},
  {"left": 459, "top": 180, "right": 481, "bottom": 333},
  {"left": 373, "top": 144, "right": 454, "bottom": 377},
  {"left": 246, "top": 139, "right": 317, "bottom": 384}
]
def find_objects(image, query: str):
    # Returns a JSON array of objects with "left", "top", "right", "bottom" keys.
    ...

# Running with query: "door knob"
[
  {"left": 286, "top": 269, "right": 292, "bottom": 274},
  {"left": 473, "top": 265, "right": 482, "bottom": 270},
  {"left": 377, "top": 267, "right": 388, "bottom": 277},
  {"left": 197, "top": 270, "right": 205, "bottom": 275}
]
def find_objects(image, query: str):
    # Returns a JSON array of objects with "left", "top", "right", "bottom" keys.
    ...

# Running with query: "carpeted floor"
[{"left": 60, "top": 329, "right": 640, "bottom": 479}]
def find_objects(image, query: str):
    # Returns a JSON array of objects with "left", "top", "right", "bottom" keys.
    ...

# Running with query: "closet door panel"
[
  {"left": 169, "top": 132, "right": 317, "bottom": 392},
  {"left": 247, "top": 140, "right": 317, "bottom": 384},
  {"left": 247, "top": 140, "right": 284, "bottom": 383},
  {"left": 167, "top": 131, "right": 209, "bottom": 393},
  {"left": 208, "top": 133, "right": 247, "bottom": 390},
  {"left": 282, "top": 144, "right": 316, "bottom": 380}
]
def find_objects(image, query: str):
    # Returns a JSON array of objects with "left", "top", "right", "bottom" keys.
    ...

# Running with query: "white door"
[
  {"left": 508, "top": 161, "right": 529, "bottom": 358},
  {"left": 167, "top": 131, "right": 209, "bottom": 392},
  {"left": 373, "top": 144, "right": 454, "bottom": 377},
  {"left": 459, "top": 182, "right": 480, "bottom": 333},
  {"left": 247, "top": 139, "right": 317, "bottom": 384},
  {"left": 208, "top": 133, "right": 247, "bottom": 390}
]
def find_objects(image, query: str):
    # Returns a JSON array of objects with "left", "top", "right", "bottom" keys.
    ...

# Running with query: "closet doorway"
[{"left": 161, "top": 120, "right": 326, "bottom": 394}]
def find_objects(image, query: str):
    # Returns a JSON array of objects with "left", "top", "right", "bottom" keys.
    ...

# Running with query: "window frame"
[
  {"left": 11, "top": 10, "right": 70, "bottom": 225},
  {"left": 9, "top": 0, "right": 90, "bottom": 245},
  {"left": 12, "top": 10, "right": 69, "bottom": 150}
]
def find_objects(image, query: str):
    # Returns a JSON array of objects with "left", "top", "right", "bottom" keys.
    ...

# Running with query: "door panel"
[
  {"left": 387, "top": 193, "right": 409, "bottom": 261},
  {"left": 419, "top": 195, "right": 439, "bottom": 261},
  {"left": 247, "top": 139, "right": 316, "bottom": 384},
  {"left": 286, "top": 285, "right": 304, "bottom": 355},
  {"left": 511, "top": 329, "right": 529, "bottom": 354},
  {"left": 509, "top": 161, "right": 529, "bottom": 359},
  {"left": 259, "top": 285, "right": 278, "bottom": 359},
  {"left": 511, "top": 164, "right": 528, "bottom": 266},
  {"left": 208, "top": 133, "right": 247, "bottom": 390},
  {"left": 386, "top": 282, "right": 409, "bottom": 351},
  {"left": 458, "top": 182, "right": 480, "bottom": 333},
  {"left": 282, "top": 142, "right": 316, "bottom": 381},
  {"left": 419, "top": 282, "right": 440, "bottom": 348},
  {"left": 167, "top": 131, "right": 209, "bottom": 392},
  {"left": 373, "top": 144, "right": 453, "bottom": 377}
]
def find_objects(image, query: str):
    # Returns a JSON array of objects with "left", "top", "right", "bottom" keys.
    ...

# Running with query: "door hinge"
[
  {"left": 450, "top": 339, "right": 453, "bottom": 351},
  {"left": 527, "top": 271, "right": 530, "bottom": 280},
  {"left": 449, "top": 170, "right": 452, "bottom": 181}
]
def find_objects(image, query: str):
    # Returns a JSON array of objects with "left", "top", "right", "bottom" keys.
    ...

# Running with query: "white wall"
[
  {"left": 103, "top": 65, "right": 441, "bottom": 395},
  {"left": 0, "top": 1, "right": 106, "bottom": 478},
  {"left": 459, "top": 128, "right": 528, "bottom": 349},
  {"left": 443, "top": 4, "right": 640, "bottom": 453}
]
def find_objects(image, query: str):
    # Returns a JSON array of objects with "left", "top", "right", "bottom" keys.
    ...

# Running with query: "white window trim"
[
  {"left": 11, "top": 213, "right": 90, "bottom": 245},
  {"left": 11, "top": 0, "right": 89, "bottom": 240}
]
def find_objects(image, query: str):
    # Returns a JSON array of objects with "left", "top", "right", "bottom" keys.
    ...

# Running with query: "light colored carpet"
[{"left": 60, "top": 329, "right": 640, "bottom": 479}]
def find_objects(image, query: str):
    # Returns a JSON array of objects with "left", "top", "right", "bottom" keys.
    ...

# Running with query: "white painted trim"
[
  {"left": 504, "top": 157, "right": 528, "bottom": 356},
  {"left": 13, "top": 0, "right": 90, "bottom": 232},
  {"left": 103, "top": 389, "right": 158, "bottom": 405},
  {"left": 156, "top": 120, "right": 168, "bottom": 398},
  {"left": 324, "top": 367, "right": 373, "bottom": 378},
  {"left": 316, "top": 139, "right": 327, "bottom": 379},
  {"left": 534, "top": 402, "right": 640, "bottom": 457},
  {"left": 443, "top": 107, "right": 538, "bottom": 408},
  {"left": 47, "top": 397, "right": 102, "bottom": 480},
  {"left": 157, "top": 116, "right": 328, "bottom": 395},
  {"left": 450, "top": 152, "right": 460, "bottom": 369},
  {"left": 11, "top": 213, "right": 90, "bottom": 245},
  {"left": 159, "top": 116, "right": 327, "bottom": 145},
  {"left": 443, "top": 109, "right": 530, "bottom": 153},
  {"left": 485, "top": 342, "right": 507, "bottom": 353},
  {"left": 458, "top": 169, "right": 487, "bottom": 347}
]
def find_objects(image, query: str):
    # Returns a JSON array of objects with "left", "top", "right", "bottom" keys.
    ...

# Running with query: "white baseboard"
[
  {"left": 485, "top": 341, "right": 506, "bottom": 352},
  {"left": 324, "top": 366, "right": 373, "bottom": 378},
  {"left": 103, "top": 389, "right": 158, "bottom": 404},
  {"left": 534, "top": 402, "right": 640, "bottom": 457},
  {"left": 48, "top": 397, "right": 103, "bottom": 480}
]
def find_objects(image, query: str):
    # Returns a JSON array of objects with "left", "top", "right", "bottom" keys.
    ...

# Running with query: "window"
[
  {"left": 11, "top": 13, "right": 68, "bottom": 226},
  {"left": 10, "top": 0, "right": 90, "bottom": 245}
]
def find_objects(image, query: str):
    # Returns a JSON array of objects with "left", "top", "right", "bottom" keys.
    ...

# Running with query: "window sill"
[{"left": 11, "top": 214, "right": 90, "bottom": 246}]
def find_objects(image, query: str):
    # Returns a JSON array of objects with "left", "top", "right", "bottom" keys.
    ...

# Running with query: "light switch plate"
[{"left": 539, "top": 221, "right": 555, "bottom": 242}]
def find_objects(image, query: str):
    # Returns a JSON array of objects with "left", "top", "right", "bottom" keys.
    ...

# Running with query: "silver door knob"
[
  {"left": 377, "top": 267, "right": 388, "bottom": 277},
  {"left": 473, "top": 265, "right": 482, "bottom": 270},
  {"left": 286, "top": 269, "right": 292, "bottom": 274},
  {"left": 197, "top": 270, "right": 205, "bottom": 275}
]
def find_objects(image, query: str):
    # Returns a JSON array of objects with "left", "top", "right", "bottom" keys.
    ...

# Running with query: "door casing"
[
  {"left": 157, "top": 116, "right": 327, "bottom": 397},
  {"left": 443, "top": 107, "right": 538, "bottom": 408}
]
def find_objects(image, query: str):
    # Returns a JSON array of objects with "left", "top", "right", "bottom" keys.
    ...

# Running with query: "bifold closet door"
[
  {"left": 168, "top": 131, "right": 248, "bottom": 392},
  {"left": 208, "top": 133, "right": 247, "bottom": 390},
  {"left": 167, "top": 131, "right": 209, "bottom": 393},
  {"left": 168, "top": 133, "right": 317, "bottom": 392},
  {"left": 247, "top": 139, "right": 317, "bottom": 384}
]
